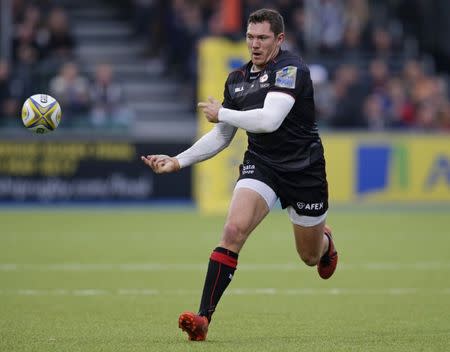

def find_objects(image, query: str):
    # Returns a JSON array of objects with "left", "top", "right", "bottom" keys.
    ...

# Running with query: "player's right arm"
[
  {"left": 141, "top": 122, "right": 237, "bottom": 174},
  {"left": 142, "top": 74, "right": 239, "bottom": 174}
]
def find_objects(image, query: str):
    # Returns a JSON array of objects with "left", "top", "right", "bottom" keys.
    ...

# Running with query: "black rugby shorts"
[{"left": 237, "top": 152, "right": 329, "bottom": 217}]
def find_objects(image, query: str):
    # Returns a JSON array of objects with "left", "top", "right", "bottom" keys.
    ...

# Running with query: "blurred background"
[
  {"left": 0, "top": 0, "right": 449, "bottom": 208},
  {"left": 2, "top": 3, "right": 450, "bottom": 349}
]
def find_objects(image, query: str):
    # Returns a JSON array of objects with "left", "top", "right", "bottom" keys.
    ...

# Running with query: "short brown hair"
[{"left": 248, "top": 8, "right": 285, "bottom": 36}]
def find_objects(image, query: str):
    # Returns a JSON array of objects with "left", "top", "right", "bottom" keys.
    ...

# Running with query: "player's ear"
[{"left": 277, "top": 32, "right": 285, "bottom": 46}]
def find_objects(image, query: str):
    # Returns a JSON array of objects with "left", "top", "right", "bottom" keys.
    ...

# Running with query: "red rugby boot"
[
  {"left": 178, "top": 311, "right": 209, "bottom": 341},
  {"left": 317, "top": 225, "right": 338, "bottom": 279}
]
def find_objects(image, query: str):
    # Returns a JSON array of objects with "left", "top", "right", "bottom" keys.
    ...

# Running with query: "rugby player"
[{"left": 141, "top": 8, "right": 338, "bottom": 341}]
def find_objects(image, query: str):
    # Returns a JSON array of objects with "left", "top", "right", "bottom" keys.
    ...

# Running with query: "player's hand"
[
  {"left": 141, "top": 154, "right": 180, "bottom": 174},
  {"left": 198, "top": 96, "right": 221, "bottom": 123}
]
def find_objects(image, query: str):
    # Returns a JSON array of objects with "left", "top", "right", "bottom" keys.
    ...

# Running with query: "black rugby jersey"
[{"left": 222, "top": 49, "right": 324, "bottom": 171}]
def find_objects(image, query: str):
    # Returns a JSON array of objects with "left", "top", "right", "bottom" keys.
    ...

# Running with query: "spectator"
[
  {"left": 310, "top": 64, "right": 335, "bottom": 125},
  {"left": 89, "top": 63, "right": 133, "bottom": 128},
  {"left": 0, "top": 60, "right": 20, "bottom": 126},
  {"left": 22, "top": 3, "right": 43, "bottom": 31},
  {"left": 432, "top": 77, "right": 449, "bottom": 108},
  {"left": 290, "top": 6, "right": 307, "bottom": 54},
  {"left": 402, "top": 59, "right": 425, "bottom": 87},
  {"left": 436, "top": 103, "right": 450, "bottom": 131},
  {"left": 242, "top": 0, "right": 266, "bottom": 32},
  {"left": 12, "top": 21, "right": 42, "bottom": 62},
  {"left": 165, "top": 0, "right": 191, "bottom": 77},
  {"left": 371, "top": 27, "right": 394, "bottom": 60},
  {"left": 363, "top": 93, "right": 386, "bottom": 130},
  {"left": 368, "top": 58, "right": 389, "bottom": 93},
  {"left": 132, "top": 0, "right": 158, "bottom": 37},
  {"left": 329, "top": 64, "right": 367, "bottom": 128},
  {"left": 367, "top": 59, "right": 391, "bottom": 119},
  {"left": 415, "top": 102, "right": 437, "bottom": 130},
  {"left": 274, "top": 0, "right": 300, "bottom": 29},
  {"left": 49, "top": 62, "right": 90, "bottom": 127},
  {"left": 12, "top": 25, "right": 41, "bottom": 104},
  {"left": 131, "top": 0, "right": 165, "bottom": 57},
  {"left": 344, "top": 0, "right": 369, "bottom": 31},
  {"left": 304, "top": 0, "right": 345, "bottom": 54},
  {"left": 387, "top": 78, "right": 415, "bottom": 127},
  {"left": 339, "top": 21, "right": 365, "bottom": 62},
  {"left": 40, "top": 7, "right": 75, "bottom": 62}
]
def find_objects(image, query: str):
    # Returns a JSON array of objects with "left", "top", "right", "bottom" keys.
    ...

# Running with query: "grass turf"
[{"left": 0, "top": 207, "right": 449, "bottom": 351}]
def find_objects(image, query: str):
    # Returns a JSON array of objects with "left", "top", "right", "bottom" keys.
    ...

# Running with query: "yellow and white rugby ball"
[{"left": 22, "top": 94, "right": 62, "bottom": 134}]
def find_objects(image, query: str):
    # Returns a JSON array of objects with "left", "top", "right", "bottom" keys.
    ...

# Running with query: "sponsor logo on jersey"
[
  {"left": 275, "top": 66, "right": 297, "bottom": 89},
  {"left": 259, "top": 73, "right": 268, "bottom": 82},
  {"left": 296, "top": 201, "right": 323, "bottom": 210},
  {"left": 242, "top": 164, "right": 255, "bottom": 175},
  {"left": 235, "top": 86, "right": 244, "bottom": 92}
]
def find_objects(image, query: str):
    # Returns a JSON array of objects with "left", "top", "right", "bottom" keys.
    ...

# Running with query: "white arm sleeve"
[
  {"left": 218, "top": 91, "right": 295, "bottom": 133},
  {"left": 175, "top": 122, "right": 237, "bottom": 168}
]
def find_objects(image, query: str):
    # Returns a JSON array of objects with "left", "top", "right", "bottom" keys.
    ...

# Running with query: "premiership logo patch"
[{"left": 275, "top": 66, "right": 297, "bottom": 89}]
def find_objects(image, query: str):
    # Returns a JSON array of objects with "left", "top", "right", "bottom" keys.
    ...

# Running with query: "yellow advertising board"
[
  {"left": 324, "top": 133, "right": 450, "bottom": 203},
  {"left": 195, "top": 38, "right": 249, "bottom": 213}
]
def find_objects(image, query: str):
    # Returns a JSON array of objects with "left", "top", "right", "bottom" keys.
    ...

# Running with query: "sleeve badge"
[{"left": 275, "top": 66, "right": 297, "bottom": 89}]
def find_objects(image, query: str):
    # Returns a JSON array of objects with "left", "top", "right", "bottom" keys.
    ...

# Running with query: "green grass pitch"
[{"left": 1, "top": 206, "right": 449, "bottom": 351}]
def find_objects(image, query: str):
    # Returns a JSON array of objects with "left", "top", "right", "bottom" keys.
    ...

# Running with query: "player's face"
[{"left": 246, "top": 21, "right": 284, "bottom": 69}]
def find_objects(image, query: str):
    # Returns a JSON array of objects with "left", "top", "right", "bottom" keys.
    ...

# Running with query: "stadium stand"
[
  {"left": 70, "top": 0, "right": 195, "bottom": 136},
  {"left": 0, "top": 0, "right": 449, "bottom": 133}
]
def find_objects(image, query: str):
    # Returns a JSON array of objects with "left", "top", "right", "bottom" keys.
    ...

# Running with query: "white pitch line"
[
  {"left": 0, "top": 288, "right": 449, "bottom": 297},
  {"left": 0, "top": 262, "right": 450, "bottom": 272}
]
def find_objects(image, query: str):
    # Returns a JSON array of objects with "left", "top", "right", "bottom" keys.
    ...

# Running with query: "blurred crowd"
[
  {"left": 128, "top": 0, "right": 450, "bottom": 131},
  {"left": 1, "top": 0, "right": 449, "bottom": 132},
  {"left": 0, "top": 0, "right": 131, "bottom": 129}
]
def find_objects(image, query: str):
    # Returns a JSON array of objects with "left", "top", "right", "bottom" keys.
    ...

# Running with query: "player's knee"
[
  {"left": 298, "top": 251, "right": 320, "bottom": 266},
  {"left": 222, "top": 222, "right": 246, "bottom": 247}
]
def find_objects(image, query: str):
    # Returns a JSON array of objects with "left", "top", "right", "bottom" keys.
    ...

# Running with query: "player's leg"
[
  {"left": 288, "top": 208, "right": 338, "bottom": 279},
  {"left": 179, "top": 179, "right": 277, "bottom": 341},
  {"left": 199, "top": 185, "right": 272, "bottom": 319},
  {"left": 219, "top": 180, "right": 275, "bottom": 252},
  {"left": 278, "top": 155, "right": 337, "bottom": 279},
  {"left": 290, "top": 211, "right": 327, "bottom": 266}
]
